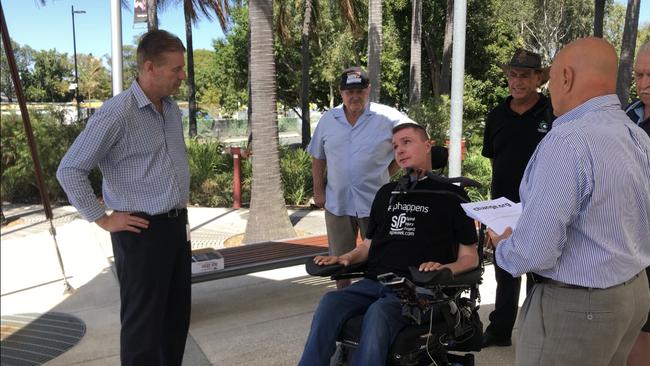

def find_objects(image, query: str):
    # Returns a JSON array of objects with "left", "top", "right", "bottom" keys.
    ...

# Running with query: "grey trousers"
[
  {"left": 324, "top": 210, "right": 369, "bottom": 256},
  {"left": 515, "top": 270, "right": 650, "bottom": 366}
]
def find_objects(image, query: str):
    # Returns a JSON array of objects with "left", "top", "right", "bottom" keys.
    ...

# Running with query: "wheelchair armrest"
[
  {"left": 305, "top": 256, "right": 367, "bottom": 278},
  {"left": 408, "top": 266, "right": 482, "bottom": 287}
]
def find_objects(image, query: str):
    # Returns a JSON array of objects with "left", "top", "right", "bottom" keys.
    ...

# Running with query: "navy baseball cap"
[{"left": 339, "top": 67, "right": 370, "bottom": 90}]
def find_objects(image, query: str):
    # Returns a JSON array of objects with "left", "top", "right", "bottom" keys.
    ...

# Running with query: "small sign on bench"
[{"left": 191, "top": 248, "right": 224, "bottom": 274}]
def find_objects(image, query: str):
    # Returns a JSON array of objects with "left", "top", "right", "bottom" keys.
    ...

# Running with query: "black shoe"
[{"left": 482, "top": 332, "right": 512, "bottom": 347}]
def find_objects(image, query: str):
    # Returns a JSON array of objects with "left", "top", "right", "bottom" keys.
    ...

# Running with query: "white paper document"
[{"left": 460, "top": 197, "right": 522, "bottom": 235}]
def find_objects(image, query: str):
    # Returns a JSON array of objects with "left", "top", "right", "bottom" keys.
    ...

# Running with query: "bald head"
[{"left": 548, "top": 37, "right": 618, "bottom": 116}]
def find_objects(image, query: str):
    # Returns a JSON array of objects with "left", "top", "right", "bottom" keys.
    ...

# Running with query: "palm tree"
[
  {"left": 423, "top": 0, "right": 453, "bottom": 97},
  {"left": 593, "top": 0, "right": 606, "bottom": 37},
  {"left": 616, "top": 0, "right": 640, "bottom": 105},
  {"left": 300, "top": 0, "right": 314, "bottom": 148},
  {"left": 179, "top": 0, "right": 229, "bottom": 137},
  {"left": 409, "top": 0, "right": 422, "bottom": 105},
  {"left": 438, "top": 0, "right": 453, "bottom": 96},
  {"left": 244, "top": 0, "right": 296, "bottom": 243},
  {"left": 367, "top": 0, "right": 382, "bottom": 102},
  {"left": 148, "top": 0, "right": 158, "bottom": 30},
  {"left": 299, "top": 0, "right": 366, "bottom": 147},
  {"left": 155, "top": 0, "right": 229, "bottom": 137}
]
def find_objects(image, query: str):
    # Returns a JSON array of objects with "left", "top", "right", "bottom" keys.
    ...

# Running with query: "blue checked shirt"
[
  {"left": 495, "top": 95, "right": 650, "bottom": 288},
  {"left": 307, "top": 102, "right": 405, "bottom": 217},
  {"left": 57, "top": 81, "right": 190, "bottom": 222}
]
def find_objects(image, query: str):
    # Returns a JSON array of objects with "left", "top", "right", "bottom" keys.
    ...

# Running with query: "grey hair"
[{"left": 638, "top": 41, "right": 650, "bottom": 57}]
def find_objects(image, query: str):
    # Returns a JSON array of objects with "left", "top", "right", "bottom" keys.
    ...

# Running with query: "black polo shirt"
[
  {"left": 482, "top": 93, "right": 554, "bottom": 202},
  {"left": 625, "top": 100, "right": 650, "bottom": 136}
]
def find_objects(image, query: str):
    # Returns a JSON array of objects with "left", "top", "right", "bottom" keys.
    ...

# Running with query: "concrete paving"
[{"left": 0, "top": 205, "right": 523, "bottom": 365}]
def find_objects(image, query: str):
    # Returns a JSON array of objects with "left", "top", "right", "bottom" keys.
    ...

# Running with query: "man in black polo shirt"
[
  {"left": 481, "top": 48, "right": 554, "bottom": 347},
  {"left": 626, "top": 40, "right": 650, "bottom": 366}
]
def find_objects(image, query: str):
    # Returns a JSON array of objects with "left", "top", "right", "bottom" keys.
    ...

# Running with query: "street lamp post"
[{"left": 71, "top": 5, "right": 86, "bottom": 120}]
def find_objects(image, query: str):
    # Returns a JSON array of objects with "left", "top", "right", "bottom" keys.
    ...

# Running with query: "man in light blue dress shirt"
[
  {"left": 308, "top": 67, "right": 406, "bottom": 288},
  {"left": 57, "top": 30, "right": 191, "bottom": 366},
  {"left": 489, "top": 38, "right": 650, "bottom": 365}
]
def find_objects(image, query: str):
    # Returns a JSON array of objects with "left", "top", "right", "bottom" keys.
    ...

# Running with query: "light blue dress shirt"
[
  {"left": 495, "top": 95, "right": 650, "bottom": 288},
  {"left": 308, "top": 102, "right": 406, "bottom": 217},
  {"left": 57, "top": 81, "right": 190, "bottom": 222}
]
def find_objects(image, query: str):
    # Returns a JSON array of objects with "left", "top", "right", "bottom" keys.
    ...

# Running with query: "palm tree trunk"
[
  {"left": 184, "top": 1, "right": 197, "bottom": 138},
  {"left": 147, "top": 0, "right": 158, "bottom": 30},
  {"left": 367, "top": 0, "right": 382, "bottom": 102},
  {"left": 409, "top": 0, "right": 422, "bottom": 105},
  {"left": 593, "top": 0, "right": 606, "bottom": 37},
  {"left": 439, "top": 0, "right": 454, "bottom": 96},
  {"left": 616, "top": 0, "right": 640, "bottom": 106},
  {"left": 301, "top": 0, "right": 313, "bottom": 149},
  {"left": 424, "top": 32, "right": 439, "bottom": 97},
  {"left": 244, "top": 0, "right": 296, "bottom": 244}
]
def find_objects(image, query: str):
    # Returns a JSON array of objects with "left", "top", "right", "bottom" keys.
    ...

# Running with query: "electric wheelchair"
[{"left": 305, "top": 147, "right": 485, "bottom": 366}]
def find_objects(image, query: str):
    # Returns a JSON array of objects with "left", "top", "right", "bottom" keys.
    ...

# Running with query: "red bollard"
[
  {"left": 444, "top": 139, "right": 467, "bottom": 160},
  {"left": 227, "top": 147, "right": 242, "bottom": 208},
  {"left": 225, "top": 146, "right": 250, "bottom": 208}
]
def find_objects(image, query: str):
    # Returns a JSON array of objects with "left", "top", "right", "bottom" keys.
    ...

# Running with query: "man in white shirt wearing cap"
[{"left": 308, "top": 66, "right": 407, "bottom": 288}]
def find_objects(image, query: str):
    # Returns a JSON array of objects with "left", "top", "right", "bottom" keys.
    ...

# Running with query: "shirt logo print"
[
  {"left": 389, "top": 212, "right": 416, "bottom": 237},
  {"left": 537, "top": 121, "right": 549, "bottom": 133}
]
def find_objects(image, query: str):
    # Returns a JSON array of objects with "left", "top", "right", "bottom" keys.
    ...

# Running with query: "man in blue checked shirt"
[
  {"left": 57, "top": 30, "right": 191, "bottom": 366},
  {"left": 308, "top": 66, "right": 406, "bottom": 289},
  {"left": 489, "top": 37, "right": 650, "bottom": 365}
]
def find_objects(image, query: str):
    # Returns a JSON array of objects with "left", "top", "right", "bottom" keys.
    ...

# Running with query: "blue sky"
[
  {"left": 3, "top": 0, "right": 226, "bottom": 59},
  {"left": 3, "top": 0, "right": 649, "bottom": 60}
]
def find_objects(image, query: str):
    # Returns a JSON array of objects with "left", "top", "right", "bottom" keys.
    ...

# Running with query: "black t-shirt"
[
  {"left": 365, "top": 178, "right": 478, "bottom": 279},
  {"left": 482, "top": 94, "right": 554, "bottom": 201}
]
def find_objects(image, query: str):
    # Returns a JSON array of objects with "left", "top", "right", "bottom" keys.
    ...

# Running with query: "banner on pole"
[{"left": 134, "top": 0, "right": 148, "bottom": 24}]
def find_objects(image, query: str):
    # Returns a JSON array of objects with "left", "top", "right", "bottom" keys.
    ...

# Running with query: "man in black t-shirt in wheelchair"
[{"left": 299, "top": 120, "right": 480, "bottom": 366}]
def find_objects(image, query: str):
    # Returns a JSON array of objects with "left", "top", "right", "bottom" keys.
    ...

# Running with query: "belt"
[
  {"left": 530, "top": 272, "right": 641, "bottom": 290},
  {"left": 530, "top": 273, "right": 588, "bottom": 289},
  {"left": 133, "top": 208, "right": 187, "bottom": 220}
]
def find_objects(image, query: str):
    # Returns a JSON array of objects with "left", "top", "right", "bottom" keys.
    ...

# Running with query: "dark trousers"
[
  {"left": 111, "top": 212, "right": 191, "bottom": 366},
  {"left": 485, "top": 252, "right": 533, "bottom": 339}
]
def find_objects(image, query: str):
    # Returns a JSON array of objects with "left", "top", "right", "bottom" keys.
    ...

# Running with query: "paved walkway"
[{"left": 0, "top": 205, "right": 521, "bottom": 365}]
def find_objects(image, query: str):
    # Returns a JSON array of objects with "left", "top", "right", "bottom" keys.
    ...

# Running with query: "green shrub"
[
  {"left": 461, "top": 148, "right": 492, "bottom": 202},
  {"left": 1, "top": 111, "right": 102, "bottom": 203},
  {"left": 278, "top": 117, "right": 299, "bottom": 133},
  {"left": 1, "top": 111, "right": 314, "bottom": 208},
  {"left": 279, "top": 146, "right": 313, "bottom": 205},
  {"left": 187, "top": 138, "right": 228, "bottom": 206},
  {"left": 186, "top": 141, "right": 313, "bottom": 207},
  {"left": 186, "top": 139, "right": 253, "bottom": 207},
  {"left": 407, "top": 96, "right": 450, "bottom": 146}
]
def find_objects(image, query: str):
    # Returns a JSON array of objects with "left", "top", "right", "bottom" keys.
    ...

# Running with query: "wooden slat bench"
[{"left": 191, "top": 234, "right": 330, "bottom": 284}]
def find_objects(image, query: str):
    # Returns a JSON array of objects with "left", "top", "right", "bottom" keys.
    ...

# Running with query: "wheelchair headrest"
[
  {"left": 408, "top": 266, "right": 482, "bottom": 287},
  {"left": 431, "top": 146, "right": 448, "bottom": 170}
]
